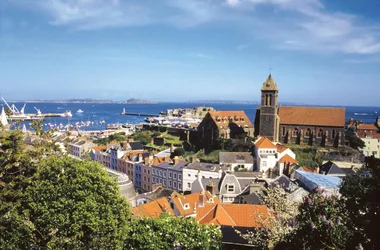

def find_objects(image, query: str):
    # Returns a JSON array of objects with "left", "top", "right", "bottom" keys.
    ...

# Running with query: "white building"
[
  {"left": 70, "top": 140, "right": 96, "bottom": 158},
  {"left": 182, "top": 162, "right": 224, "bottom": 192},
  {"left": 254, "top": 136, "right": 297, "bottom": 177}
]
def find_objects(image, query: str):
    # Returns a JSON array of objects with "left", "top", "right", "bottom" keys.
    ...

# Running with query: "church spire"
[{"left": 261, "top": 74, "right": 278, "bottom": 91}]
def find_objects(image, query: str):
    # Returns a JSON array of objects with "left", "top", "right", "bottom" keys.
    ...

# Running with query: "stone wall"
[{"left": 279, "top": 125, "right": 345, "bottom": 147}]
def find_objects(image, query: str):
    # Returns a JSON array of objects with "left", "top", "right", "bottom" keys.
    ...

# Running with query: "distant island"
[
  {"left": 117, "top": 99, "right": 158, "bottom": 104},
  {"left": 13, "top": 99, "right": 113, "bottom": 103}
]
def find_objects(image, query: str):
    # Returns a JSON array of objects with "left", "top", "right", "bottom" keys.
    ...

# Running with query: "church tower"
[{"left": 259, "top": 74, "right": 280, "bottom": 141}]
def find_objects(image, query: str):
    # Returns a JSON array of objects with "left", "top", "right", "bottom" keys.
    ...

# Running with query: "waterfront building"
[{"left": 254, "top": 75, "right": 345, "bottom": 146}]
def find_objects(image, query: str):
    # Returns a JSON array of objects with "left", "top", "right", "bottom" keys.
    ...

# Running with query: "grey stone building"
[{"left": 254, "top": 75, "right": 345, "bottom": 147}]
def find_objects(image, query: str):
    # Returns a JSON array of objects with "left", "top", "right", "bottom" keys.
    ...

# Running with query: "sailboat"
[{"left": 0, "top": 106, "right": 9, "bottom": 126}]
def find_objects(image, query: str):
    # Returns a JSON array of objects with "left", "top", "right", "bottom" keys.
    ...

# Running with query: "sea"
[{"left": 3, "top": 102, "right": 380, "bottom": 131}]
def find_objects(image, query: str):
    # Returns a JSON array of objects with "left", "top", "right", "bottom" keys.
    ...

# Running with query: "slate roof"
[
  {"left": 129, "top": 142, "right": 144, "bottom": 150},
  {"left": 155, "top": 160, "right": 189, "bottom": 170},
  {"left": 186, "top": 162, "right": 223, "bottom": 172},
  {"left": 219, "top": 152, "right": 254, "bottom": 164},
  {"left": 278, "top": 106, "right": 345, "bottom": 127},
  {"left": 240, "top": 192, "right": 263, "bottom": 205},
  {"left": 319, "top": 161, "right": 346, "bottom": 175}
]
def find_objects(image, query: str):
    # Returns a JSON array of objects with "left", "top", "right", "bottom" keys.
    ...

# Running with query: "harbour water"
[{"left": 3, "top": 102, "right": 380, "bottom": 131}]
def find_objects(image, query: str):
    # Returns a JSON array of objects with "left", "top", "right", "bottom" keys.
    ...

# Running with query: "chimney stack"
[
  {"left": 144, "top": 156, "right": 149, "bottom": 165},
  {"left": 173, "top": 156, "right": 179, "bottom": 165},
  {"left": 198, "top": 191, "right": 205, "bottom": 207},
  {"left": 206, "top": 181, "right": 216, "bottom": 196}
]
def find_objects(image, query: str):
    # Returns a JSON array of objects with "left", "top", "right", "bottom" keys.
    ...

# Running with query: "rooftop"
[
  {"left": 261, "top": 74, "right": 278, "bottom": 91},
  {"left": 206, "top": 110, "right": 253, "bottom": 129},
  {"left": 196, "top": 203, "right": 271, "bottom": 228},
  {"left": 132, "top": 197, "right": 174, "bottom": 218},
  {"left": 255, "top": 136, "right": 277, "bottom": 149},
  {"left": 278, "top": 106, "right": 345, "bottom": 127},
  {"left": 295, "top": 170, "right": 342, "bottom": 190},
  {"left": 219, "top": 152, "right": 254, "bottom": 164}
]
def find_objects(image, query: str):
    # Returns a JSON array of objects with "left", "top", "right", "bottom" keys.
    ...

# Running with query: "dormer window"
[
  {"left": 227, "top": 184, "right": 235, "bottom": 193},
  {"left": 209, "top": 198, "right": 214, "bottom": 203},
  {"left": 183, "top": 203, "right": 190, "bottom": 210},
  {"left": 292, "top": 127, "right": 299, "bottom": 137}
]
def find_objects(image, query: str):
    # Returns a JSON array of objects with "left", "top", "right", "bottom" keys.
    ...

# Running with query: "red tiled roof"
[
  {"left": 196, "top": 204, "right": 271, "bottom": 228},
  {"left": 207, "top": 111, "right": 253, "bottom": 129},
  {"left": 357, "top": 124, "right": 377, "bottom": 131},
  {"left": 278, "top": 106, "right": 345, "bottom": 127},
  {"left": 92, "top": 145, "right": 106, "bottom": 151},
  {"left": 132, "top": 197, "right": 174, "bottom": 218},
  {"left": 171, "top": 191, "right": 219, "bottom": 216},
  {"left": 279, "top": 154, "right": 298, "bottom": 164},
  {"left": 255, "top": 136, "right": 277, "bottom": 149},
  {"left": 276, "top": 143, "right": 288, "bottom": 153}
]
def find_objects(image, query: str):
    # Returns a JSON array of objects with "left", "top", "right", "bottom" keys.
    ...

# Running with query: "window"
[
  {"left": 305, "top": 128, "right": 311, "bottom": 138},
  {"left": 178, "top": 174, "right": 182, "bottom": 180},
  {"left": 169, "top": 172, "right": 172, "bottom": 178},
  {"left": 173, "top": 181, "right": 177, "bottom": 188},
  {"left": 174, "top": 173, "right": 177, "bottom": 179},
  {"left": 163, "top": 172, "right": 166, "bottom": 178},
  {"left": 188, "top": 174, "right": 191, "bottom": 177},
  {"left": 227, "top": 184, "right": 234, "bottom": 193},
  {"left": 178, "top": 183, "right": 182, "bottom": 189},
  {"left": 331, "top": 129, "right": 336, "bottom": 139},
  {"left": 159, "top": 170, "right": 162, "bottom": 177},
  {"left": 169, "top": 180, "right": 172, "bottom": 187},
  {"left": 159, "top": 178, "right": 162, "bottom": 184},
  {"left": 163, "top": 180, "right": 167, "bottom": 187},
  {"left": 187, "top": 183, "right": 191, "bottom": 188},
  {"left": 144, "top": 177, "right": 146, "bottom": 181},
  {"left": 317, "top": 129, "right": 324, "bottom": 138},
  {"left": 148, "top": 170, "right": 150, "bottom": 174},
  {"left": 152, "top": 177, "right": 155, "bottom": 183},
  {"left": 292, "top": 127, "right": 299, "bottom": 137}
]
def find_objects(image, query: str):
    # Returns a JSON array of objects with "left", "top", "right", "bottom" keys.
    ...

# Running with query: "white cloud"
[{"left": 6, "top": 0, "right": 380, "bottom": 55}]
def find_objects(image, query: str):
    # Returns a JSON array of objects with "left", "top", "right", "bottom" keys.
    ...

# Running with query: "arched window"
[
  {"left": 317, "top": 129, "right": 324, "bottom": 138},
  {"left": 292, "top": 127, "right": 299, "bottom": 137},
  {"left": 269, "top": 95, "right": 272, "bottom": 106},
  {"left": 305, "top": 128, "right": 311, "bottom": 138},
  {"left": 331, "top": 129, "right": 336, "bottom": 139},
  {"left": 282, "top": 127, "right": 286, "bottom": 136},
  {"left": 265, "top": 94, "right": 269, "bottom": 106}
]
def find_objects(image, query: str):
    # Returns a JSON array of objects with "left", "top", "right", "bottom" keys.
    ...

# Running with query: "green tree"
[
  {"left": 340, "top": 164, "right": 380, "bottom": 249},
  {"left": 24, "top": 156, "right": 130, "bottom": 249},
  {"left": 345, "top": 127, "right": 365, "bottom": 150},
  {"left": 280, "top": 193, "right": 352, "bottom": 250},
  {"left": 238, "top": 185, "right": 298, "bottom": 249},
  {"left": 125, "top": 213, "right": 222, "bottom": 250},
  {"left": 173, "top": 147, "right": 185, "bottom": 156}
]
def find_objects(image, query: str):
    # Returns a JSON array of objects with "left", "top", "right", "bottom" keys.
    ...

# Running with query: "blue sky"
[{"left": 1, "top": 0, "right": 380, "bottom": 106}]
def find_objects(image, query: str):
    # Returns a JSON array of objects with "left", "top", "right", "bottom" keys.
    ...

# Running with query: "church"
[{"left": 254, "top": 75, "right": 345, "bottom": 147}]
